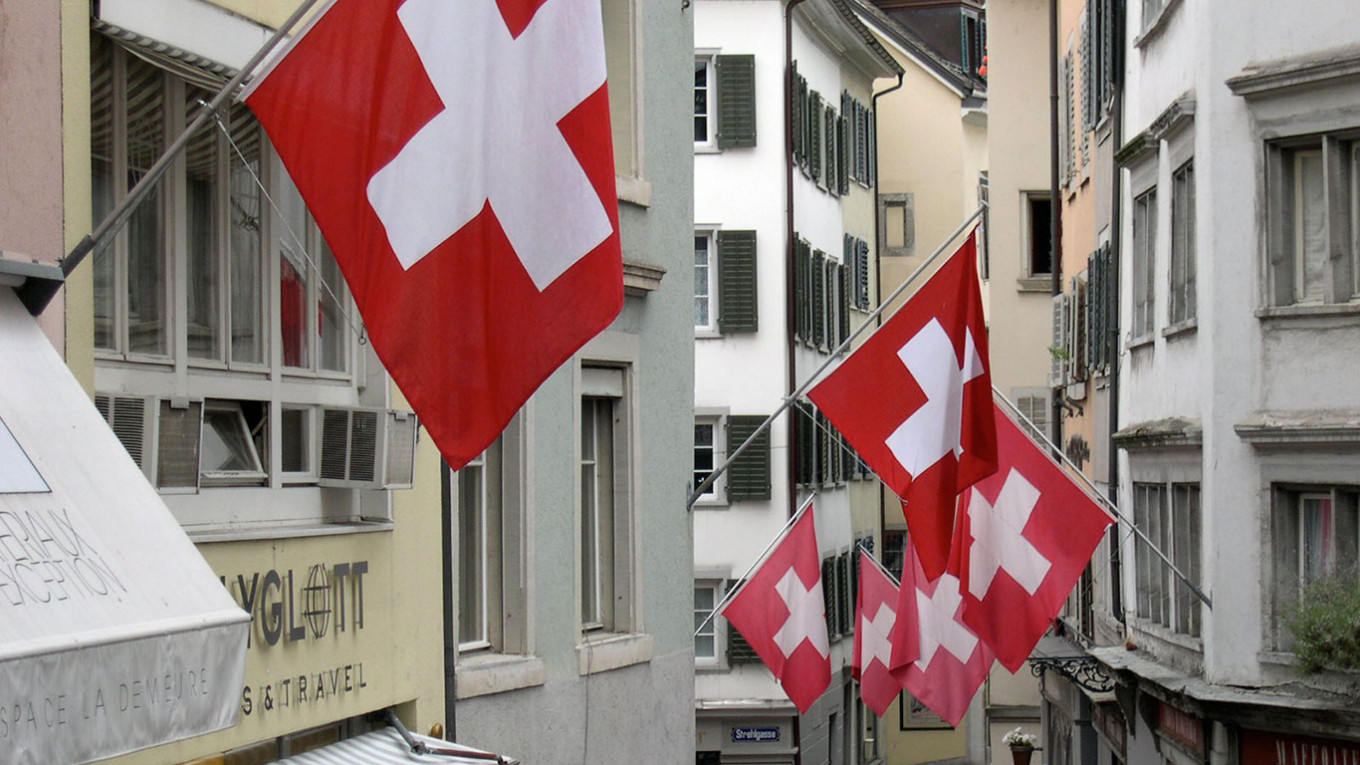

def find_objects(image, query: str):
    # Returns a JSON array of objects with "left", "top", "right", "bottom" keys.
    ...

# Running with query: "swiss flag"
[
  {"left": 889, "top": 537, "right": 993, "bottom": 728},
  {"left": 721, "top": 508, "right": 831, "bottom": 714},
  {"left": 954, "top": 399, "right": 1115, "bottom": 672},
  {"left": 242, "top": 0, "right": 623, "bottom": 469},
  {"left": 809, "top": 232, "right": 996, "bottom": 579},
  {"left": 853, "top": 552, "right": 905, "bottom": 717}
]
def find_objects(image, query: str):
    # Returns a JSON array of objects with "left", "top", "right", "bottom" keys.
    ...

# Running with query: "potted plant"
[{"left": 1003, "top": 727, "right": 1040, "bottom": 765}]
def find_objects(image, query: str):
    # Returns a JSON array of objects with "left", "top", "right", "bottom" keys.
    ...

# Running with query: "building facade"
[
  {"left": 1, "top": 0, "right": 696, "bottom": 763},
  {"left": 692, "top": 1, "right": 900, "bottom": 762}
]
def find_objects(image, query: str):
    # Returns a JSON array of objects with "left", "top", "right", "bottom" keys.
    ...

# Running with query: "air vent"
[{"left": 318, "top": 407, "right": 414, "bottom": 490}]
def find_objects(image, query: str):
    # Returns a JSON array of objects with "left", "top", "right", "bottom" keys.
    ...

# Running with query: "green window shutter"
[
  {"left": 800, "top": 239, "right": 814, "bottom": 346},
  {"left": 792, "top": 65, "right": 803, "bottom": 162},
  {"left": 810, "top": 92, "right": 823, "bottom": 182},
  {"left": 866, "top": 111, "right": 876, "bottom": 187},
  {"left": 812, "top": 249, "right": 826, "bottom": 349},
  {"left": 798, "top": 76, "right": 810, "bottom": 170},
  {"left": 726, "top": 606, "right": 761, "bottom": 663},
  {"left": 794, "top": 402, "right": 812, "bottom": 487},
  {"left": 793, "top": 236, "right": 807, "bottom": 343},
  {"left": 716, "top": 230, "right": 758, "bottom": 333},
  {"left": 838, "top": 115, "right": 850, "bottom": 194},
  {"left": 715, "top": 54, "right": 756, "bottom": 149},
  {"left": 838, "top": 262, "right": 850, "bottom": 348},
  {"left": 824, "top": 106, "right": 837, "bottom": 193},
  {"left": 822, "top": 557, "right": 837, "bottom": 636},
  {"left": 727, "top": 414, "right": 771, "bottom": 501}
]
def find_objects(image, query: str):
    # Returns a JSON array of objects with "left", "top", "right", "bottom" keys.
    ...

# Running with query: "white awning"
[
  {"left": 0, "top": 288, "right": 249, "bottom": 764},
  {"left": 269, "top": 728, "right": 518, "bottom": 765}
]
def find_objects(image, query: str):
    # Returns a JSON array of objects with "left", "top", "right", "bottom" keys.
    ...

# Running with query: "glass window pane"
[
  {"left": 278, "top": 172, "right": 310, "bottom": 369},
  {"left": 229, "top": 103, "right": 263, "bottom": 365},
  {"left": 694, "top": 422, "right": 715, "bottom": 497},
  {"left": 91, "top": 36, "right": 116, "bottom": 351},
  {"left": 1301, "top": 494, "right": 1334, "bottom": 584},
  {"left": 186, "top": 87, "right": 220, "bottom": 360},
  {"left": 459, "top": 456, "right": 487, "bottom": 646},
  {"left": 318, "top": 236, "right": 347, "bottom": 372},
  {"left": 1296, "top": 151, "right": 1327, "bottom": 302},
  {"left": 694, "top": 235, "right": 710, "bottom": 328},
  {"left": 280, "top": 407, "right": 308, "bottom": 473},
  {"left": 125, "top": 54, "right": 166, "bottom": 355},
  {"left": 201, "top": 407, "right": 260, "bottom": 472}
]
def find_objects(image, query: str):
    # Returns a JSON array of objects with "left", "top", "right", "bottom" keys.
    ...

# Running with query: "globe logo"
[{"left": 302, "top": 564, "right": 332, "bottom": 639}]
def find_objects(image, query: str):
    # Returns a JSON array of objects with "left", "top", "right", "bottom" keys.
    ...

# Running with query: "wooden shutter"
[
  {"left": 812, "top": 249, "right": 826, "bottom": 349},
  {"left": 726, "top": 606, "right": 761, "bottom": 663},
  {"left": 867, "top": 110, "right": 876, "bottom": 187},
  {"left": 794, "top": 236, "right": 808, "bottom": 343},
  {"left": 715, "top": 54, "right": 756, "bottom": 149},
  {"left": 717, "top": 230, "right": 758, "bottom": 333},
  {"left": 792, "top": 65, "right": 803, "bottom": 162},
  {"left": 838, "top": 261, "right": 850, "bottom": 348},
  {"left": 810, "top": 92, "right": 823, "bottom": 182},
  {"left": 794, "top": 402, "right": 813, "bottom": 487},
  {"left": 856, "top": 239, "right": 870, "bottom": 309},
  {"left": 822, "top": 557, "right": 838, "bottom": 637},
  {"left": 727, "top": 414, "right": 771, "bottom": 500}
]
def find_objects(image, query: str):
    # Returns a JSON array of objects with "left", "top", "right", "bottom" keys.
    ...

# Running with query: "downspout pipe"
[
  {"left": 785, "top": 0, "right": 808, "bottom": 524},
  {"left": 871, "top": 71, "right": 904, "bottom": 565},
  {"left": 1048, "top": 0, "right": 1065, "bottom": 453},
  {"left": 1106, "top": 0, "right": 1125, "bottom": 622}
]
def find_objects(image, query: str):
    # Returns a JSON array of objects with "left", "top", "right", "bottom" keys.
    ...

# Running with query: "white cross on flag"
[
  {"left": 888, "top": 536, "right": 993, "bottom": 728},
  {"left": 721, "top": 507, "right": 831, "bottom": 714},
  {"left": 953, "top": 399, "right": 1115, "bottom": 672},
  {"left": 852, "top": 552, "right": 905, "bottom": 717},
  {"left": 242, "top": 0, "right": 623, "bottom": 469},
  {"left": 809, "top": 231, "right": 996, "bottom": 580}
]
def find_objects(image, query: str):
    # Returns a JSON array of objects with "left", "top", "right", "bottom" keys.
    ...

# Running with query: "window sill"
[
  {"left": 695, "top": 328, "right": 723, "bottom": 340},
  {"left": 694, "top": 144, "right": 721, "bottom": 155},
  {"left": 1133, "top": 0, "right": 1183, "bottom": 49},
  {"left": 1257, "top": 302, "right": 1360, "bottom": 320},
  {"left": 1129, "top": 618, "right": 1204, "bottom": 654},
  {"left": 1127, "top": 333, "right": 1156, "bottom": 351},
  {"left": 616, "top": 174, "right": 652, "bottom": 208},
  {"left": 1016, "top": 277, "right": 1052, "bottom": 294},
  {"left": 578, "top": 632, "right": 653, "bottom": 675},
  {"left": 1161, "top": 319, "right": 1197, "bottom": 339},
  {"left": 692, "top": 499, "right": 731, "bottom": 510},
  {"left": 188, "top": 519, "right": 393, "bottom": 544},
  {"left": 455, "top": 653, "right": 546, "bottom": 699}
]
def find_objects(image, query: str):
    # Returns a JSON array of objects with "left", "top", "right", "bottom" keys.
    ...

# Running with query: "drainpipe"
[
  {"left": 1048, "top": 0, "right": 1065, "bottom": 453},
  {"left": 871, "top": 71, "right": 904, "bottom": 566},
  {"left": 784, "top": 7, "right": 807, "bottom": 765},
  {"left": 785, "top": 0, "right": 808, "bottom": 524},
  {"left": 1106, "top": 0, "right": 1125, "bottom": 623}
]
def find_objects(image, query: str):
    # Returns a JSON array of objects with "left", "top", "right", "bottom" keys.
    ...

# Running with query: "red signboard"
[
  {"left": 1158, "top": 701, "right": 1205, "bottom": 758},
  {"left": 1241, "top": 729, "right": 1360, "bottom": 765}
]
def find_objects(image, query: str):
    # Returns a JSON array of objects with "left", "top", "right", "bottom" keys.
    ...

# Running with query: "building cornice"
[
  {"left": 1227, "top": 45, "right": 1360, "bottom": 98},
  {"left": 1116, "top": 94, "right": 1194, "bottom": 167},
  {"left": 1112, "top": 417, "right": 1202, "bottom": 449},
  {"left": 1235, "top": 410, "right": 1360, "bottom": 446}
]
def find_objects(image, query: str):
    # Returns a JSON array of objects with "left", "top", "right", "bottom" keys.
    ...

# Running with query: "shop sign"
[
  {"left": 1158, "top": 701, "right": 1204, "bottom": 758},
  {"left": 1241, "top": 729, "right": 1360, "bottom": 764},
  {"left": 221, "top": 561, "right": 369, "bottom": 648},
  {"left": 732, "top": 727, "right": 780, "bottom": 743}
]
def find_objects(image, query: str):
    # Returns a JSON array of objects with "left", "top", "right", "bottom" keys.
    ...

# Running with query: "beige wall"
[{"left": 986, "top": 0, "right": 1053, "bottom": 398}]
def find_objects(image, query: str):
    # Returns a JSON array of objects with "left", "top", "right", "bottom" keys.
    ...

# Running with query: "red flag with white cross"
[
  {"left": 242, "top": 0, "right": 623, "bottom": 469},
  {"left": 721, "top": 507, "right": 831, "bottom": 714},
  {"left": 809, "top": 232, "right": 996, "bottom": 579},
  {"left": 853, "top": 551, "right": 906, "bottom": 717},
  {"left": 954, "top": 399, "right": 1115, "bottom": 672},
  {"left": 889, "top": 536, "right": 993, "bottom": 727}
]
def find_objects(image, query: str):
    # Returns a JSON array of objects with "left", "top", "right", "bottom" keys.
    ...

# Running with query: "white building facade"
[{"left": 693, "top": 1, "right": 900, "bottom": 763}]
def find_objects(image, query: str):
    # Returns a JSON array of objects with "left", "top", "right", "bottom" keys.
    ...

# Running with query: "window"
[
  {"left": 1013, "top": 389, "right": 1051, "bottom": 443},
  {"left": 960, "top": 9, "right": 985, "bottom": 78},
  {"left": 794, "top": 401, "right": 857, "bottom": 488},
  {"left": 844, "top": 234, "right": 871, "bottom": 311},
  {"left": 694, "top": 230, "right": 716, "bottom": 331},
  {"left": 88, "top": 34, "right": 404, "bottom": 532},
  {"left": 694, "top": 582, "right": 721, "bottom": 665},
  {"left": 694, "top": 56, "right": 714, "bottom": 146},
  {"left": 859, "top": 698, "right": 879, "bottom": 762},
  {"left": 1133, "top": 482, "right": 1201, "bottom": 637},
  {"left": 878, "top": 194, "right": 914, "bottom": 258},
  {"left": 1084, "top": 0, "right": 1117, "bottom": 127},
  {"left": 693, "top": 414, "right": 728, "bottom": 505},
  {"left": 579, "top": 366, "right": 634, "bottom": 634},
  {"left": 1266, "top": 133, "right": 1360, "bottom": 307},
  {"left": 1169, "top": 161, "right": 1196, "bottom": 325},
  {"left": 603, "top": 0, "right": 639, "bottom": 179},
  {"left": 458, "top": 440, "right": 502, "bottom": 651},
  {"left": 1271, "top": 485, "right": 1360, "bottom": 649},
  {"left": 900, "top": 691, "right": 950, "bottom": 729},
  {"left": 793, "top": 239, "right": 848, "bottom": 352},
  {"left": 1025, "top": 193, "right": 1053, "bottom": 279},
  {"left": 1062, "top": 45, "right": 1076, "bottom": 182},
  {"left": 822, "top": 553, "right": 854, "bottom": 640},
  {"left": 843, "top": 92, "right": 872, "bottom": 187},
  {"left": 1132, "top": 189, "right": 1158, "bottom": 339},
  {"left": 695, "top": 53, "right": 757, "bottom": 150}
]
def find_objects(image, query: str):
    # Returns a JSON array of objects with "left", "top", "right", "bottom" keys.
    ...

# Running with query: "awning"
[
  {"left": 0, "top": 288, "right": 249, "bottom": 764},
  {"left": 269, "top": 728, "right": 519, "bottom": 765}
]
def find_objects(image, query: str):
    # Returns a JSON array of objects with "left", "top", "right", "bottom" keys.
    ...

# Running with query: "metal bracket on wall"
[{"left": 1028, "top": 655, "right": 1115, "bottom": 694}]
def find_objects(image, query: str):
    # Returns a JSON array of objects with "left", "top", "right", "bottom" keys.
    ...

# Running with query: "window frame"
[
  {"left": 1131, "top": 480, "right": 1202, "bottom": 639},
  {"left": 1168, "top": 160, "right": 1197, "bottom": 328},
  {"left": 693, "top": 53, "right": 717, "bottom": 150},
  {"left": 1022, "top": 192, "right": 1053, "bottom": 285},
  {"left": 1131, "top": 187, "right": 1158, "bottom": 341},
  {"left": 694, "top": 228, "right": 719, "bottom": 334},
  {"left": 693, "top": 579, "right": 727, "bottom": 668},
  {"left": 693, "top": 411, "right": 729, "bottom": 507},
  {"left": 577, "top": 361, "right": 638, "bottom": 639},
  {"left": 1265, "top": 131, "right": 1360, "bottom": 309},
  {"left": 878, "top": 193, "right": 915, "bottom": 259},
  {"left": 1269, "top": 484, "right": 1360, "bottom": 651}
]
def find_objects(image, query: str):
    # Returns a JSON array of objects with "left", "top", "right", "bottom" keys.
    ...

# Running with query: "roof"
[
  {"left": 841, "top": 0, "right": 980, "bottom": 97},
  {"left": 797, "top": 0, "right": 904, "bottom": 81}
]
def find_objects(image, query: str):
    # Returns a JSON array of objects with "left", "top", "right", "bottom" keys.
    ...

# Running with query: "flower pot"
[{"left": 1010, "top": 745, "right": 1035, "bottom": 765}]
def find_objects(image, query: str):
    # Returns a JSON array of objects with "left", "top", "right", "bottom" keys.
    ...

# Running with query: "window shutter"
[
  {"left": 794, "top": 403, "right": 811, "bottom": 487},
  {"left": 824, "top": 106, "right": 838, "bottom": 194},
  {"left": 812, "top": 249, "right": 826, "bottom": 349},
  {"left": 822, "top": 557, "right": 838, "bottom": 637},
  {"left": 1082, "top": 8, "right": 1094, "bottom": 131},
  {"left": 716, "top": 230, "right": 758, "bottom": 333},
  {"left": 794, "top": 237, "right": 808, "bottom": 343},
  {"left": 838, "top": 114, "right": 850, "bottom": 194},
  {"left": 157, "top": 399, "right": 204, "bottom": 490},
  {"left": 810, "top": 92, "right": 823, "bottom": 182},
  {"left": 792, "top": 65, "right": 804, "bottom": 162},
  {"left": 726, "top": 608, "right": 761, "bottom": 663},
  {"left": 838, "top": 262, "right": 850, "bottom": 347},
  {"left": 856, "top": 239, "right": 870, "bottom": 310},
  {"left": 727, "top": 414, "right": 771, "bottom": 500},
  {"left": 1050, "top": 294, "right": 1068, "bottom": 388},
  {"left": 867, "top": 111, "right": 876, "bottom": 187},
  {"left": 715, "top": 54, "right": 756, "bottom": 149}
]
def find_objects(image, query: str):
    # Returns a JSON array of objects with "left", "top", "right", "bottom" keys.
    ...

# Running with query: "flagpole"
[
  {"left": 693, "top": 493, "right": 817, "bottom": 639},
  {"left": 687, "top": 204, "right": 987, "bottom": 509},
  {"left": 55, "top": 0, "right": 326, "bottom": 289},
  {"left": 855, "top": 542, "right": 901, "bottom": 590},
  {"left": 992, "top": 388, "right": 1212, "bottom": 609}
]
